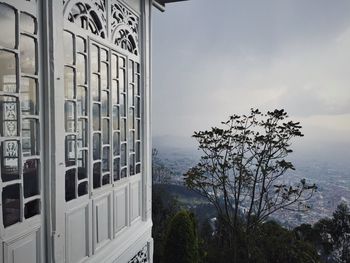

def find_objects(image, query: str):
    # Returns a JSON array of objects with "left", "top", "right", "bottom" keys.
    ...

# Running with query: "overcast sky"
[{"left": 152, "top": 0, "right": 350, "bottom": 156}]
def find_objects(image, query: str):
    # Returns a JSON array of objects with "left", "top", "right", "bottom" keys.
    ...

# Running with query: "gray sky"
[{"left": 152, "top": 0, "right": 350, "bottom": 154}]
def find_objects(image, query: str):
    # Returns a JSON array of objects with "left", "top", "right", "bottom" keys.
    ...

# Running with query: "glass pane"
[
  {"left": 130, "top": 154, "right": 135, "bottom": 176},
  {"left": 77, "top": 119, "right": 87, "bottom": 147},
  {"left": 121, "top": 143, "right": 126, "bottom": 166},
  {"left": 64, "top": 31, "right": 74, "bottom": 65},
  {"left": 77, "top": 86, "right": 87, "bottom": 116},
  {"left": 113, "top": 106, "right": 119, "bottom": 130},
  {"left": 121, "top": 118, "right": 126, "bottom": 141},
  {"left": 0, "top": 51, "right": 16, "bottom": 92},
  {"left": 93, "top": 162, "right": 101, "bottom": 189},
  {"left": 102, "top": 147, "right": 109, "bottom": 172},
  {"left": 65, "top": 101, "right": 75, "bottom": 132},
  {"left": 93, "top": 103, "right": 100, "bottom": 131},
  {"left": 20, "top": 35, "right": 36, "bottom": 75},
  {"left": 112, "top": 80, "right": 119, "bottom": 104},
  {"left": 121, "top": 168, "right": 127, "bottom": 179},
  {"left": 129, "top": 60, "right": 134, "bottom": 82},
  {"left": 1, "top": 141, "right": 19, "bottom": 182},
  {"left": 20, "top": 13, "right": 36, "bottom": 34},
  {"left": 78, "top": 182, "right": 88, "bottom": 196},
  {"left": 101, "top": 62, "right": 108, "bottom": 90},
  {"left": 91, "top": 44, "right": 99, "bottom": 73},
  {"left": 1, "top": 96, "right": 18, "bottom": 137},
  {"left": 113, "top": 158, "right": 120, "bottom": 181},
  {"left": 65, "top": 135, "right": 76, "bottom": 166},
  {"left": 102, "top": 119, "right": 109, "bottom": 144},
  {"left": 136, "top": 74, "right": 141, "bottom": 95},
  {"left": 23, "top": 159, "right": 39, "bottom": 198},
  {"left": 91, "top": 73, "right": 100, "bottom": 101},
  {"left": 21, "top": 78, "right": 37, "bottom": 115},
  {"left": 64, "top": 67, "right": 75, "bottom": 99},
  {"left": 101, "top": 91, "right": 108, "bottom": 117},
  {"left": 120, "top": 94, "right": 126, "bottom": 117},
  {"left": 129, "top": 108, "right": 134, "bottom": 130},
  {"left": 136, "top": 164, "right": 141, "bottom": 174},
  {"left": 128, "top": 84, "right": 134, "bottom": 106},
  {"left": 136, "top": 97, "right": 140, "bottom": 118},
  {"left": 119, "top": 68, "right": 125, "bottom": 92},
  {"left": 22, "top": 118, "right": 38, "bottom": 156},
  {"left": 101, "top": 48, "right": 108, "bottom": 62},
  {"left": 76, "top": 54, "right": 86, "bottom": 86},
  {"left": 2, "top": 184, "right": 20, "bottom": 227},
  {"left": 136, "top": 119, "right": 141, "bottom": 140},
  {"left": 102, "top": 174, "right": 110, "bottom": 185},
  {"left": 136, "top": 142, "right": 141, "bottom": 163},
  {"left": 0, "top": 4, "right": 16, "bottom": 49},
  {"left": 93, "top": 133, "right": 101, "bottom": 160},
  {"left": 76, "top": 36, "right": 85, "bottom": 53},
  {"left": 65, "top": 169, "right": 76, "bottom": 201},
  {"left": 129, "top": 131, "right": 135, "bottom": 152},
  {"left": 111, "top": 54, "right": 117, "bottom": 78},
  {"left": 24, "top": 199, "right": 40, "bottom": 219},
  {"left": 113, "top": 132, "right": 120, "bottom": 156},
  {"left": 78, "top": 150, "right": 87, "bottom": 180}
]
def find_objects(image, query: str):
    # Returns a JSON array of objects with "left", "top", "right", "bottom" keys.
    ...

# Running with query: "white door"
[{"left": 0, "top": 1, "right": 45, "bottom": 262}]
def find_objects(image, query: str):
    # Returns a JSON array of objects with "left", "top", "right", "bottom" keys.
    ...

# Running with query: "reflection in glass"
[
  {"left": 128, "top": 84, "right": 134, "bottom": 106},
  {"left": 101, "top": 63, "right": 108, "bottom": 89},
  {"left": 24, "top": 199, "right": 40, "bottom": 219},
  {"left": 111, "top": 54, "right": 118, "bottom": 78},
  {"left": 77, "top": 86, "right": 87, "bottom": 116},
  {"left": 129, "top": 131, "right": 135, "bottom": 152},
  {"left": 113, "top": 132, "right": 120, "bottom": 156},
  {"left": 20, "top": 35, "right": 36, "bottom": 74},
  {"left": 102, "top": 174, "right": 110, "bottom": 185},
  {"left": 136, "top": 74, "right": 141, "bottom": 95},
  {"left": 20, "top": 13, "right": 36, "bottom": 34},
  {"left": 136, "top": 142, "right": 141, "bottom": 163},
  {"left": 121, "top": 168, "right": 127, "bottom": 179},
  {"left": 91, "top": 73, "right": 100, "bottom": 101},
  {"left": 101, "top": 91, "right": 108, "bottom": 117},
  {"left": 129, "top": 108, "right": 134, "bottom": 130},
  {"left": 102, "top": 119, "right": 109, "bottom": 144},
  {"left": 64, "top": 67, "right": 75, "bottom": 99},
  {"left": 136, "top": 164, "right": 141, "bottom": 174},
  {"left": 76, "top": 36, "right": 85, "bottom": 53},
  {"left": 78, "top": 150, "right": 87, "bottom": 180},
  {"left": 76, "top": 54, "right": 86, "bottom": 85},
  {"left": 0, "top": 51, "right": 16, "bottom": 92},
  {"left": 129, "top": 60, "right": 134, "bottom": 82},
  {"left": 1, "top": 96, "right": 18, "bottom": 137},
  {"left": 112, "top": 80, "right": 119, "bottom": 104},
  {"left": 21, "top": 78, "right": 37, "bottom": 115},
  {"left": 77, "top": 119, "right": 87, "bottom": 147},
  {"left": 113, "top": 106, "right": 119, "bottom": 130},
  {"left": 64, "top": 31, "right": 74, "bottom": 65},
  {"left": 121, "top": 143, "right": 126, "bottom": 166},
  {"left": 113, "top": 158, "right": 120, "bottom": 181},
  {"left": 119, "top": 68, "right": 125, "bottom": 92},
  {"left": 136, "top": 97, "right": 140, "bottom": 118},
  {"left": 136, "top": 120, "right": 141, "bottom": 140},
  {"left": 1, "top": 141, "right": 19, "bottom": 182},
  {"left": 22, "top": 119, "right": 38, "bottom": 156},
  {"left": 78, "top": 182, "right": 88, "bottom": 196},
  {"left": 65, "top": 169, "right": 76, "bottom": 201},
  {"left": 93, "top": 162, "right": 101, "bottom": 189},
  {"left": 65, "top": 101, "right": 75, "bottom": 132},
  {"left": 93, "top": 133, "right": 101, "bottom": 160},
  {"left": 120, "top": 94, "right": 126, "bottom": 117},
  {"left": 0, "top": 4, "right": 16, "bottom": 49},
  {"left": 93, "top": 103, "right": 100, "bottom": 131},
  {"left": 24, "top": 159, "right": 39, "bottom": 198},
  {"left": 65, "top": 135, "right": 76, "bottom": 166},
  {"left": 91, "top": 44, "right": 99, "bottom": 73},
  {"left": 102, "top": 147, "right": 109, "bottom": 172},
  {"left": 2, "top": 184, "right": 20, "bottom": 227},
  {"left": 121, "top": 119, "right": 126, "bottom": 141},
  {"left": 130, "top": 154, "right": 135, "bottom": 176}
]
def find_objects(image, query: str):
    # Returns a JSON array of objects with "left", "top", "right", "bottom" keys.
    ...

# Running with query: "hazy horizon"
[{"left": 152, "top": 0, "right": 350, "bottom": 165}]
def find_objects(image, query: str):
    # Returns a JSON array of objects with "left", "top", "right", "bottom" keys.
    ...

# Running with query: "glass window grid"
[
  {"left": 0, "top": 6, "right": 41, "bottom": 227},
  {"left": 64, "top": 30, "right": 89, "bottom": 201}
]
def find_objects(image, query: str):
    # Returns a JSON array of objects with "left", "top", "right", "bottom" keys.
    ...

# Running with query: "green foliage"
[{"left": 163, "top": 210, "right": 199, "bottom": 263}]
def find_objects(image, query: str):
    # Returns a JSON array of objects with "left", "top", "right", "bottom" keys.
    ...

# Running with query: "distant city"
[{"left": 153, "top": 135, "right": 350, "bottom": 228}]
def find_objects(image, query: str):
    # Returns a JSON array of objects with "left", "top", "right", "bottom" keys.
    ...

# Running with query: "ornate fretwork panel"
[
  {"left": 63, "top": 0, "right": 107, "bottom": 39},
  {"left": 111, "top": 1, "right": 139, "bottom": 56},
  {"left": 128, "top": 246, "right": 149, "bottom": 263},
  {"left": 0, "top": 1, "right": 41, "bottom": 228}
]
